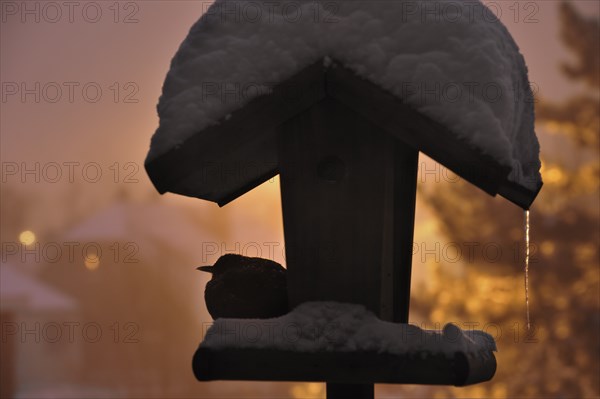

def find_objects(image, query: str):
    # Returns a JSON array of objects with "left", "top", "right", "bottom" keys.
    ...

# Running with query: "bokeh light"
[
  {"left": 18, "top": 230, "right": 36, "bottom": 245},
  {"left": 84, "top": 254, "right": 100, "bottom": 271}
]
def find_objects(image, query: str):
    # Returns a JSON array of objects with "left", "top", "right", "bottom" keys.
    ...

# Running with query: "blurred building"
[
  {"left": 37, "top": 200, "right": 218, "bottom": 397},
  {"left": 0, "top": 262, "right": 79, "bottom": 398}
]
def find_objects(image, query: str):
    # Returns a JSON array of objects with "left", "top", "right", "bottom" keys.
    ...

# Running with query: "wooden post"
[
  {"left": 391, "top": 142, "right": 419, "bottom": 324},
  {"left": 327, "top": 383, "right": 375, "bottom": 399},
  {"left": 279, "top": 98, "right": 419, "bottom": 398}
]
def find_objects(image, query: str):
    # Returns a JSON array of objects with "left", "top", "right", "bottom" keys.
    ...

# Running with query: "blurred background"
[{"left": 1, "top": 1, "right": 598, "bottom": 398}]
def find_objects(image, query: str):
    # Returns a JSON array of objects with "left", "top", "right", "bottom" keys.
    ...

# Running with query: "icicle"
[{"left": 524, "top": 210, "right": 531, "bottom": 330}]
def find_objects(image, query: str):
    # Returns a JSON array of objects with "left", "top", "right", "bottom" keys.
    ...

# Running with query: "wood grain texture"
[{"left": 278, "top": 98, "right": 418, "bottom": 320}]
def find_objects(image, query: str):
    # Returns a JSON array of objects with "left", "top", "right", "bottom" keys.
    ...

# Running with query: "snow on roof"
[
  {"left": 65, "top": 202, "right": 216, "bottom": 260},
  {"left": 148, "top": 0, "right": 541, "bottom": 190},
  {"left": 201, "top": 301, "right": 496, "bottom": 356},
  {"left": 16, "top": 385, "right": 117, "bottom": 399},
  {"left": 0, "top": 263, "right": 77, "bottom": 311}
]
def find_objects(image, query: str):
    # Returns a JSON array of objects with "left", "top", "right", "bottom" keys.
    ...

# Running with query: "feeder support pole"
[{"left": 326, "top": 143, "right": 418, "bottom": 399}]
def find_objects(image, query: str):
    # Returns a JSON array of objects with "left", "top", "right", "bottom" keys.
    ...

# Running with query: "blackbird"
[{"left": 197, "top": 254, "right": 288, "bottom": 319}]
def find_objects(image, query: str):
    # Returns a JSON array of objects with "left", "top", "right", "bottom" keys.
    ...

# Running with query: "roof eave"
[{"left": 145, "top": 59, "right": 542, "bottom": 209}]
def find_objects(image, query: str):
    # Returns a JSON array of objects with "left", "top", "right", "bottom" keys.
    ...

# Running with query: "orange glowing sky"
[{"left": 1, "top": 0, "right": 598, "bottom": 234}]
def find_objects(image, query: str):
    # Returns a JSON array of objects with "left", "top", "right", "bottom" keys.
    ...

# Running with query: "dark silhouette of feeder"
[{"left": 145, "top": 61, "right": 542, "bottom": 398}]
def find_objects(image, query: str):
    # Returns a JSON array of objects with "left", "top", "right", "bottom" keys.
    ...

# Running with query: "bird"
[{"left": 197, "top": 254, "right": 288, "bottom": 319}]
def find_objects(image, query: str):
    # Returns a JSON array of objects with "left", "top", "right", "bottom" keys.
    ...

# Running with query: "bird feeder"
[{"left": 145, "top": 2, "right": 542, "bottom": 398}]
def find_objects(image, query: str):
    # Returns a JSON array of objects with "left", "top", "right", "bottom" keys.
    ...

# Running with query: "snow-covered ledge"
[
  {"left": 202, "top": 301, "right": 496, "bottom": 356},
  {"left": 194, "top": 302, "right": 497, "bottom": 386}
]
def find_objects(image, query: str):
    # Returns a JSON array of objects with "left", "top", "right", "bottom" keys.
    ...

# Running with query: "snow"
[
  {"left": 0, "top": 263, "right": 77, "bottom": 311},
  {"left": 148, "top": 0, "right": 541, "bottom": 190},
  {"left": 65, "top": 202, "right": 216, "bottom": 260},
  {"left": 201, "top": 301, "right": 496, "bottom": 356},
  {"left": 16, "top": 385, "right": 118, "bottom": 399}
]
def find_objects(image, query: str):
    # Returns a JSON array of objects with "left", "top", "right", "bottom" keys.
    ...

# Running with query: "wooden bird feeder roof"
[{"left": 146, "top": 61, "right": 542, "bottom": 209}]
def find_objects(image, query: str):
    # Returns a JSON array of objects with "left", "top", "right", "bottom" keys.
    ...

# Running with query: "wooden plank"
[
  {"left": 277, "top": 99, "right": 419, "bottom": 399},
  {"left": 325, "top": 65, "right": 511, "bottom": 198},
  {"left": 391, "top": 144, "right": 419, "bottom": 323},
  {"left": 192, "top": 347, "right": 496, "bottom": 386},
  {"left": 145, "top": 61, "right": 327, "bottom": 205},
  {"left": 325, "top": 64, "right": 543, "bottom": 207},
  {"left": 278, "top": 98, "right": 418, "bottom": 317},
  {"left": 278, "top": 98, "right": 418, "bottom": 322},
  {"left": 278, "top": 82, "right": 418, "bottom": 399}
]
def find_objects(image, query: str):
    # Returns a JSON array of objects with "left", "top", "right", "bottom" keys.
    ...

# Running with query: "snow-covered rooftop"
[
  {"left": 202, "top": 301, "right": 496, "bottom": 356},
  {"left": 148, "top": 0, "right": 541, "bottom": 190},
  {"left": 65, "top": 202, "right": 216, "bottom": 260},
  {"left": 0, "top": 263, "right": 77, "bottom": 311}
]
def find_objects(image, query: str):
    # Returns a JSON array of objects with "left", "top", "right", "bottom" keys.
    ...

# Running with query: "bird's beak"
[{"left": 197, "top": 265, "right": 214, "bottom": 273}]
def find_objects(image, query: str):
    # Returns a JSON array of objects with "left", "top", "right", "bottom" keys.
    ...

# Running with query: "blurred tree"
[{"left": 412, "top": 2, "right": 600, "bottom": 398}]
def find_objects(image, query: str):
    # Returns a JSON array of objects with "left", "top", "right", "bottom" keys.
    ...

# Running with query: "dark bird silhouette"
[{"left": 197, "top": 254, "right": 288, "bottom": 319}]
